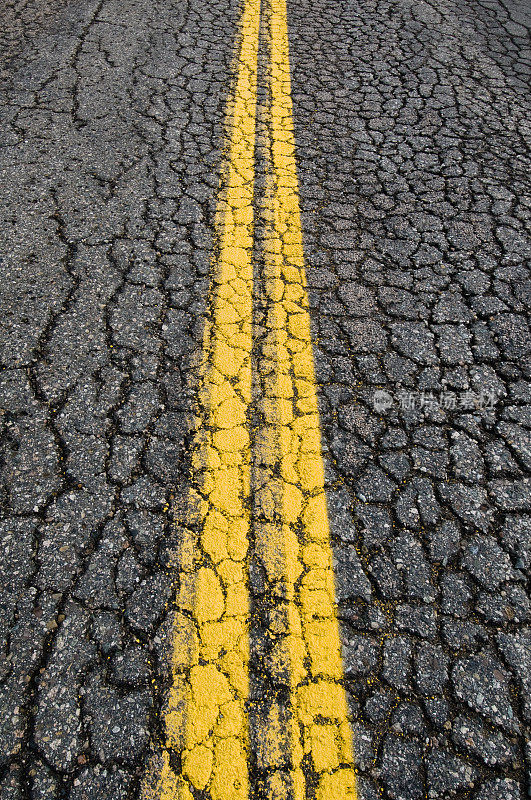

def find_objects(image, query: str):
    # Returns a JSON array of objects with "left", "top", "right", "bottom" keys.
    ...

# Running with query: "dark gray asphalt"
[{"left": 0, "top": 0, "right": 530, "bottom": 797}]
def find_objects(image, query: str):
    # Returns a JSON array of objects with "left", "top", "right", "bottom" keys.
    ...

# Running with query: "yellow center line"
[
  {"left": 142, "top": 0, "right": 259, "bottom": 796},
  {"left": 142, "top": 0, "right": 357, "bottom": 796},
  {"left": 252, "top": 0, "right": 357, "bottom": 797}
]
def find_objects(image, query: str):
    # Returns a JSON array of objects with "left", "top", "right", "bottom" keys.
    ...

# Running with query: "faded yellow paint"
[
  {"left": 251, "top": 0, "right": 357, "bottom": 794},
  {"left": 141, "top": 0, "right": 259, "bottom": 793},
  {"left": 142, "top": 0, "right": 357, "bottom": 794}
]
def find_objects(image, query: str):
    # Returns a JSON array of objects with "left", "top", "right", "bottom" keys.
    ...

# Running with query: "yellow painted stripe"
[
  {"left": 252, "top": 0, "right": 357, "bottom": 797},
  {"left": 142, "top": 0, "right": 260, "bottom": 796},
  {"left": 142, "top": 0, "right": 357, "bottom": 796}
]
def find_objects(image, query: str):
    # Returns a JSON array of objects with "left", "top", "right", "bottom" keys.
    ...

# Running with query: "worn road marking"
[
  {"left": 250, "top": 0, "right": 357, "bottom": 797},
  {"left": 142, "top": 0, "right": 260, "bottom": 797},
  {"left": 143, "top": 0, "right": 357, "bottom": 797}
]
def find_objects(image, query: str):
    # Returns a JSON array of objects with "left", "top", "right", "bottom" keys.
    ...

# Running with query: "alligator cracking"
[{"left": 141, "top": 0, "right": 357, "bottom": 796}]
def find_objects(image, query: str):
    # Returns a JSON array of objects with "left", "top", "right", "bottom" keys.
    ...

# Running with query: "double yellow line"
[{"left": 142, "top": 0, "right": 357, "bottom": 797}]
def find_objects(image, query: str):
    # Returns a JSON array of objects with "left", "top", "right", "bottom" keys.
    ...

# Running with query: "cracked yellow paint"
[
  {"left": 250, "top": 1, "right": 357, "bottom": 793},
  {"left": 142, "top": 0, "right": 357, "bottom": 795},
  {"left": 141, "top": 0, "right": 259, "bottom": 795}
]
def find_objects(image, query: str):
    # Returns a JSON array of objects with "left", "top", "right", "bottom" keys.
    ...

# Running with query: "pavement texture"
[{"left": 0, "top": 0, "right": 530, "bottom": 796}]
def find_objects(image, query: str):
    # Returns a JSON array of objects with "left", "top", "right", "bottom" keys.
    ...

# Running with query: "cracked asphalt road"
[{"left": 0, "top": 0, "right": 530, "bottom": 796}]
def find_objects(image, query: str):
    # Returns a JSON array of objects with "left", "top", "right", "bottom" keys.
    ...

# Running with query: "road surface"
[{"left": 0, "top": 0, "right": 530, "bottom": 797}]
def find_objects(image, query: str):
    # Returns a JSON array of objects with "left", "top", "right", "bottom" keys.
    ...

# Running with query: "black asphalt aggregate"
[{"left": 0, "top": 0, "right": 530, "bottom": 797}]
